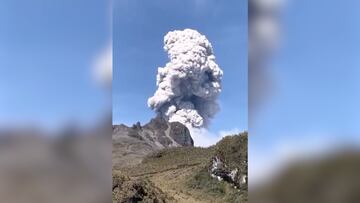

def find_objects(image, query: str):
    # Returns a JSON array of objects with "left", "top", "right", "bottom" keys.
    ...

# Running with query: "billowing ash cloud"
[{"left": 148, "top": 29, "right": 223, "bottom": 128}]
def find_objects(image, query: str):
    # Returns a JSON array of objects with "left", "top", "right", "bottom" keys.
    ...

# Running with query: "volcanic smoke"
[{"left": 148, "top": 29, "right": 223, "bottom": 129}]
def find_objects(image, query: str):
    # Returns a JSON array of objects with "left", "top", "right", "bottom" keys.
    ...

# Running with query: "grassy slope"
[{"left": 113, "top": 132, "right": 248, "bottom": 203}]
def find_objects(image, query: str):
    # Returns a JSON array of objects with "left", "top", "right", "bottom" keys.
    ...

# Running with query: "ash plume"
[
  {"left": 148, "top": 29, "right": 223, "bottom": 129},
  {"left": 249, "top": 0, "right": 282, "bottom": 112}
]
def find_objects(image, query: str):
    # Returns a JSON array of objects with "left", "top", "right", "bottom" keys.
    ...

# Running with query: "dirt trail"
[
  {"left": 130, "top": 163, "right": 202, "bottom": 178},
  {"left": 144, "top": 165, "right": 210, "bottom": 203},
  {"left": 121, "top": 163, "right": 209, "bottom": 202}
]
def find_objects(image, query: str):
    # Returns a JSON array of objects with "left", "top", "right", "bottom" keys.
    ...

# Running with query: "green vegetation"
[
  {"left": 215, "top": 132, "right": 248, "bottom": 171},
  {"left": 188, "top": 167, "right": 227, "bottom": 195},
  {"left": 186, "top": 168, "right": 247, "bottom": 202}
]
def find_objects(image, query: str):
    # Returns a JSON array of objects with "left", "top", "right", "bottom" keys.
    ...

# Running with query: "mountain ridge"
[{"left": 112, "top": 116, "right": 193, "bottom": 169}]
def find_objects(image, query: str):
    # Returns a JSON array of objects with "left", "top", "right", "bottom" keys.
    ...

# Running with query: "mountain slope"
[{"left": 113, "top": 131, "right": 248, "bottom": 203}]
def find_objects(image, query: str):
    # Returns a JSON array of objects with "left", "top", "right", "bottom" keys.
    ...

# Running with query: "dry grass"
[{"left": 119, "top": 146, "right": 215, "bottom": 177}]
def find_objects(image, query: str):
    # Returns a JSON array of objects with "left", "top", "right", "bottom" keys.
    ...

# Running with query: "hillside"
[
  {"left": 113, "top": 131, "right": 248, "bottom": 203},
  {"left": 251, "top": 149, "right": 360, "bottom": 203}
]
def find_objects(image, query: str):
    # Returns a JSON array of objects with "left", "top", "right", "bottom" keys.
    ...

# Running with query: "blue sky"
[
  {"left": 113, "top": 0, "right": 248, "bottom": 134},
  {"left": 250, "top": 0, "right": 360, "bottom": 181},
  {"left": 0, "top": 0, "right": 111, "bottom": 130}
]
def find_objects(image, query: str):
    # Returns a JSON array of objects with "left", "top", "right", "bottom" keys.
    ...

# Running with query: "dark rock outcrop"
[
  {"left": 169, "top": 122, "right": 194, "bottom": 146},
  {"left": 209, "top": 156, "right": 247, "bottom": 188}
]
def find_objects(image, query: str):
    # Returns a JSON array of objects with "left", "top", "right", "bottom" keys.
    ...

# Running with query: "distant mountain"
[
  {"left": 112, "top": 116, "right": 193, "bottom": 169},
  {"left": 0, "top": 125, "right": 111, "bottom": 203}
]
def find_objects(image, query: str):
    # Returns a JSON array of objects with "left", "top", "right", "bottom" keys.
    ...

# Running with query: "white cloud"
[
  {"left": 219, "top": 128, "right": 242, "bottom": 138},
  {"left": 93, "top": 43, "right": 112, "bottom": 88},
  {"left": 191, "top": 128, "right": 245, "bottom": 147}
]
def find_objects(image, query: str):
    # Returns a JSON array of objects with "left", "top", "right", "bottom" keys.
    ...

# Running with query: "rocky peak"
[
  {"left": 112, "top": 117, "right": 193, "bottom": 169},
  {"left": 141, "top": 116, "right": 193, "bottom": 147},
  {"left": 169, "top": 122, "right": 194, "bottom": 146},
  {"left": 144, "top": 116, "right": 169, "bottom": 131}
]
